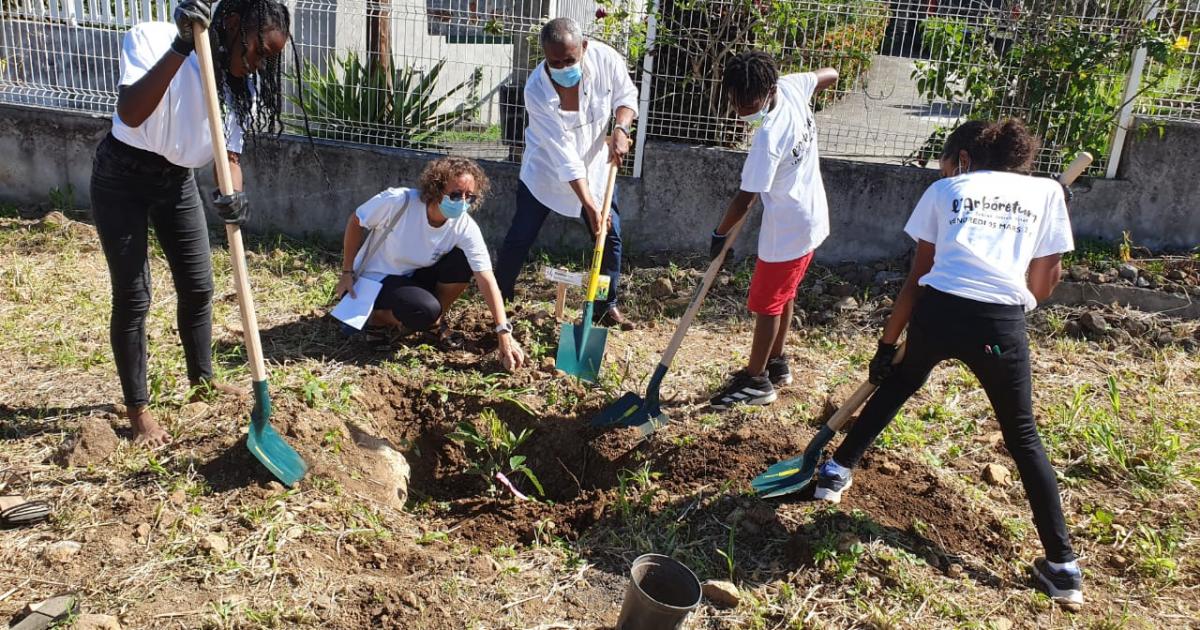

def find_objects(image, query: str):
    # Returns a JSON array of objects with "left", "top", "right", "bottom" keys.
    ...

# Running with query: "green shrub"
[{"left": 287, "top": 52, "right": 482, "bottom": 150}]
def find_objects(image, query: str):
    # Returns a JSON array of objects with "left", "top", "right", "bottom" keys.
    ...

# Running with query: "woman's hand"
[
  {"left": 334, "top": 272, "right": 356, "bottom": 299},
  {"left": 497, "top": 334, "right": 525, "bottom": 371}
]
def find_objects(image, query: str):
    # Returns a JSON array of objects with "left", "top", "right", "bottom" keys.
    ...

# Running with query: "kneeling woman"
[
  {"left": 335, "top": 157, "right": 525, "bottom": 371},
  {"left": 814, "top": 120, "right": 1083, "bottom": 606}
]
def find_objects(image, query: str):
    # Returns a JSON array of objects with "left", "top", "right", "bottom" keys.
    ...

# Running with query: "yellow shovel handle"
[{"left": 585, "top": 163, "right": 620, "bottom": 302}]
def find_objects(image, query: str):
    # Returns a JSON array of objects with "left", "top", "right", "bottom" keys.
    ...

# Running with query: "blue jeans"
[{"left": 495, "top": 181, "right": 622, "bottom": 311}]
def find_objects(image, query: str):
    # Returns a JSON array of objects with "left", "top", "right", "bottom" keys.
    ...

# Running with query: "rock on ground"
[
  {"left": 75, "top": 613, "right": 123, "bottom": 630},
  {"left": 43, "top": 541, "right": 81, "bottom": 564},
  {"left": 981, "top": 463, "right": 1012, "bottom": 487},
  {"left": 701, "top": 580, "right": 740, "bottom": 608},
  {"left": 649, "top": 277, "right": 674, "bottom": 298},
  {"left": 57, "top": 417, "right": 119, "bottom": 467}
]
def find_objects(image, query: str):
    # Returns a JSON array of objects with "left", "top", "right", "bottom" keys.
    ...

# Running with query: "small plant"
[
  {"left": 615, "top": 463, "right": 661, "bottom": 520},
  {"left": 48, "top": 184, "right": 74, "bottom": 212},
  {"left": 714, "top": 526, "right": 736, "bottom": 581},
  {"left": 447, "top": 408, "right": 544, "bottom": 499}
]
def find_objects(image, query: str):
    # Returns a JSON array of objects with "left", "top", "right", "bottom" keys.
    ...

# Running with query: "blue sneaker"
[
  {"left": 1033, "top": 558, "right": 1084, "bottom": 607},
  {"left": 814, "top": 460, "right": 853, "bottom": 503}
]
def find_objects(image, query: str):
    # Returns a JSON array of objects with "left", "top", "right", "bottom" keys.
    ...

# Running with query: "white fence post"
[
  {"left": 1107, "top": 0, "right": 1162, "bottom": 179},
  {"left": 632, "top": 0, "right": 657, "bottom": 179}
]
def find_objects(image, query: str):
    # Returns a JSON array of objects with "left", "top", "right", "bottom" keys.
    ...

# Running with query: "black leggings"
[
  {"left": 373, "top": 248, "right": 473, "bottom": 331},
  {"left": 90, "top": 133, "right": 214, "bottom": 408},
  {"left": 833, "top": 288, "right": 1075, "bottom": 563}
]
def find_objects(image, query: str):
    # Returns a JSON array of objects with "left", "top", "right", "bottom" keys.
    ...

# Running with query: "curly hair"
[
  {"left": 417, "top": 157, "right": 492, "bottom": 207},
  {"left": 723, "top": 51, "right": 778, "bottom": 109},
  {"left": 942, "top": 119, "right": 1040, "bottom": 174}
]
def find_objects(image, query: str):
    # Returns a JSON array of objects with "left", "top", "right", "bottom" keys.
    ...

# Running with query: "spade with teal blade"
[
  {"left": 752, "top": 345, "right": 905, "bottom": 498},
  {"left": 194, "top": 26, "right": 307, "bottom": 486},
  {"left": 556, "top": 163, "right": 619, "bottom": 383},
  {"left": 593, "top": 217, "right": 747, "bottom": 436}
]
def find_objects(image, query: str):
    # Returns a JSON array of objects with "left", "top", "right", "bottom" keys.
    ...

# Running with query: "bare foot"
[
  {"left": 128, "top": 406, "right": 172, "bottom": 448},
  {"left": 187, "top": 379, "right": 245, "bottom": 403}
]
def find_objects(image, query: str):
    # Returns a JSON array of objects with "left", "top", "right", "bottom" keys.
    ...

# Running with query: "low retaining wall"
[{"left": 1, "top": 104, "right": 1197, "bottom": 263}]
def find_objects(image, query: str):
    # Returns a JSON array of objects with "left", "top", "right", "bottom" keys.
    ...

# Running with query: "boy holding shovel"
[{"left": 708, "top": 52, "right": 838, "bottom": 409}]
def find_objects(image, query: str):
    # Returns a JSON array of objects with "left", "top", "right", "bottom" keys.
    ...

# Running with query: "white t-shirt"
[
  {"left": 111, "top": 22, "right": 244, "bottom": 168},
  {"left": 905, "top": 170, "right": 1074, "bottom": 311},
  {"left": 740, "top": 73, "right": 829, "bottom": 263},
  {"left": 519, "top": 41, "right": 639, "bottom": 218},
  {"left": 353, "top": 188, "right": 493, "bottom": 280}
]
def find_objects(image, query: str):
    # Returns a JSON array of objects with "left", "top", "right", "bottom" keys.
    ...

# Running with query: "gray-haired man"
[{"left": 495, "top": 17, "right": 639, "bottom": 329}]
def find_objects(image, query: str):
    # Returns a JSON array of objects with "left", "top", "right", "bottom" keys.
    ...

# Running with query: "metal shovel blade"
[
  {"left": 593, "top": 391, "right": 646, "bottom": 427},
  {"left": 247, "top": 380, "right": 307, "bottom": 487},
  {"left": 751, "top": 425, "right": 836, "bottom": 498},
  {"left": 556, "top": 313, "right": 609, "bottom": 384}
]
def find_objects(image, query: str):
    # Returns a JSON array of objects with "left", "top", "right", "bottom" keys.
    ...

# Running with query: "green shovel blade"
[
  {"left": 247, "top": 380, "right": 307, "bottom": 487},
  {"left": 556, "top": 304, "right": 608, "bottom": 383}
]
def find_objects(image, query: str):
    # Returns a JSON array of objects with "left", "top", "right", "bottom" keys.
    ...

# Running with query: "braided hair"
[
  {"left": 208, "top": 0, "right": 292, "bottom": 139},
  {"left": 723, "top": 51, "right": 779, "bottom": 109}
]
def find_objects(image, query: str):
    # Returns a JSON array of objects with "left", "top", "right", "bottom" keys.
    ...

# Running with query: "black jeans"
[
  {"left": 494, "top": 181, "right": 622, "bottom": 311},
  {"left": 90, "top": 133, "right": 214, "bottom": 408},
  {"left": 833, "top": 288, "right": 1075, "bottom": 563},
  {"left": 373, "top": 248, "right": 472, "bottom": 331}
]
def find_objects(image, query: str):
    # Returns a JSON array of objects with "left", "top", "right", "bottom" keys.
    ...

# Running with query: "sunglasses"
[{"left": 446, "top": 191, "right": 479, "bottom": 203}]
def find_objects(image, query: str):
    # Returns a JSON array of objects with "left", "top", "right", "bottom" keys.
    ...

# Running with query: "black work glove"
[
  {"left": 171, "top": 0, "right": 213, "bottom": 57},
  {"left": 212, "top": 190, "right": 250, "bottom": 225},
  {"left": 710, "top": 230, "right": 733, "bottom": 262},
  {"left": 1060, "top": 182, "right": 1075, "bottom": 207},
  {"left": 868, "top": 340, "right": 901, "bottom": 385}
]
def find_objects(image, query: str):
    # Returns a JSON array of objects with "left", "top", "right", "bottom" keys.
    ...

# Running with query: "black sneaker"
[
  {"left": 813, "top": 461, "right": 853, "bottom": 503},
  {"left": 1032, "top": 558, "right": 1084, "bottom": 606},
  {"left": 709, "top": 371, "right": 777, "bottom": 409},
  {"left": 766, "top": 355, "right": 793, "bottom": 387}
]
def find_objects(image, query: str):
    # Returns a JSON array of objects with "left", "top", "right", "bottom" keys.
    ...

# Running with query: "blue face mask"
[
  {"left": 549, "top": 62, "right": 583, "bottom": 88},
  {"left": 439, "top": 196, "right": 470, "bottom": 219}
]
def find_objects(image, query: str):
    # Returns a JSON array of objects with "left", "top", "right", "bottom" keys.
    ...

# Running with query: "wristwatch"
[
  {"left": 495, "top": 321, "right": 514, "bottom": 335},
  {"left": 614, "top": 123, "right": 632, "bottom": 139}
]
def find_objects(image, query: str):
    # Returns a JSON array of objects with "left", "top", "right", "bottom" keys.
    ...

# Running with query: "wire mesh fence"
[{"left": 0, "top": 0, "right": 1197, "bottom": 176}]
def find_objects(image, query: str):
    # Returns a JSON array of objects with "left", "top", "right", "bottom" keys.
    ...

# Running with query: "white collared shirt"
[
  {"left": 519, "top": 40, "right": 638, "bottom": 218},
  {"left": 111, "top": 22, "right": 244, "bottom": 168}
]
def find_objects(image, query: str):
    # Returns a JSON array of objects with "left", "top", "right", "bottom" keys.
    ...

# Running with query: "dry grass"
[{"left": 1, "top": 208, "right": 1197, "bottom": 629}]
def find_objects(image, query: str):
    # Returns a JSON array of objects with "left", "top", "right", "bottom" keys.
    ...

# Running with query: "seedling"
[{"left": 447, "top": 408, "right": 544, "bottom": 499}]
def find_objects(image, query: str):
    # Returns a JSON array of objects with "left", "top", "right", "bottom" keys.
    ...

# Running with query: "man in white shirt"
[{"left": 494, "top": 17, "right": 639, "bottom": 330}]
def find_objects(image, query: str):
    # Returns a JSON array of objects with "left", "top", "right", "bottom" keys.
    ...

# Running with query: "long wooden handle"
[
  {"left": 657, "top": 217, "right": 746, "bottom": 368},
  {"left": 826, "top": 343, "right": 906, "bottom": 432},
  {"left": 1059, "top": 152, "right": 1093, "bottom": 186},
  {"left": 584, "top": 163, "right": 620, "bottom": 302},
  {"left": 194, "top": 25, "right": 267, "bottom": 382}
]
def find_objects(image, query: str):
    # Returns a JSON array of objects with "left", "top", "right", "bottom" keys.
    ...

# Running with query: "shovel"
[
  {"left": 593, "top": 216, "right": 746, "bottom": 436},
  {"left": 556, "top": 162, "right": 620, "bottom": 383},
  {"left": 751, "top": 345, "right": 905, "bottom": 498},
  {"left": 193, "top": 25, "right": 307, "bottom": 487}
]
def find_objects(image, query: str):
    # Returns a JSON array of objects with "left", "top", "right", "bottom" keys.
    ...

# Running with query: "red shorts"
[{"left": 747, "top": 252, "right": 815, "bottom": 316}]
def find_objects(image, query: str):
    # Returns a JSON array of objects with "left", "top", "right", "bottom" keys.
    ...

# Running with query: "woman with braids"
[
  {"left": 707, "top": 52, "right": 838, "bottom": 409},
  {"left": 89, "top": 0, "right": 297, "bottom": 447},
  {"left": 333, "top": 157, "right": 526, "bottom": 372},
  {"left": 814, "top": 119, "right": 1083, "bottom": 606}
]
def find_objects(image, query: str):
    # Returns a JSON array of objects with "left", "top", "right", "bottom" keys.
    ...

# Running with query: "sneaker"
[
  {"left": 709, "top": 371, "right": 777, "bottom": 409},
  {"left": 1033, "top": 558, "right": 1084, "bottom": 606},
  {"left": 766, "top": 355, "right": 793, "bottom": 387},
  {"left": 813, "top": 460, "right": 854, "bottom": 503}
]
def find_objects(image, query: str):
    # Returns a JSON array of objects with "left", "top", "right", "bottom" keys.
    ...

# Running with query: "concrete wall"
[{"left": 2, "top": 103, "right": 1198, "bottom": 262}]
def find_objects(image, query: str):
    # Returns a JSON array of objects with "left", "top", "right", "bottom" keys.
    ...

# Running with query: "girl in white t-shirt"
[
  {"left": 89, "top": 0, "right": 300, "bottom": 448},
  {"left": 814, "top": 120, "right": 1083, "bottom": 607},
  {"left": 335, "top": 158, "right": 525, "bottom": 371}
]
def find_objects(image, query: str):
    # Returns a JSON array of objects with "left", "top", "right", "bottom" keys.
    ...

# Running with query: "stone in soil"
[
  {"left": 57, "top": 417, "right": 119, "bottom": 467},
  {"left": 1087, "top": 271, "right": 1106, "bottom": 283},
  {"left": 43, "top": 540, "right": 82, "bottom": 564},
  {"left": 649, "top": 276, "right": 674, "bottom": 298},
  {"left": 834, "top": 296, "right": 859, "bottom": 312},
  {"left": 1079, "top": 312, "right": 1110, "bottom": 335},
  {"left": 1117, "top": 263, "right": 1138, "bottom": 280},
  {"left": 701, "top": 580, "right": 741, "bottom": 608},
  {"left": 75, "top": 613, "right": 123, "bottom": 630},
  {"left": 200, "top": 534, "right": 230, "bottom": 556},
  {"left": 879, "top": 460, "right": 902, "bottom": 475},
  {"left": 1068, "top": 266, "right": 1088, "bottom": 281},
  {"left": 981, "top": 463, "right": 1012, "bottom": 487},
  {"left": 1167, "top": 269, "right": 1187, "bottom": 281},
  {"left": 945, "top": 563, "right": 964, "bottom": 578},
  {"left": 1136, "top": 276, "right": 1151, "bottom": 288}
]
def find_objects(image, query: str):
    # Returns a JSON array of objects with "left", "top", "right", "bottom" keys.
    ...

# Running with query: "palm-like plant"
[{"left": 288, "top": 52, "right": 481, "bottom": 149}]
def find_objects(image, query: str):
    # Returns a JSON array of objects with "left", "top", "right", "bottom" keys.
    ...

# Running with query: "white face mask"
[{"left": 738, "top": 100, "right": 771, "bottom": 124}]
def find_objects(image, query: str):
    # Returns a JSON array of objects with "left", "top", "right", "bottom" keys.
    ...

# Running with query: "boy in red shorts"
[{"left": 708, "top": 52, "right": 838, "bottom": 409}]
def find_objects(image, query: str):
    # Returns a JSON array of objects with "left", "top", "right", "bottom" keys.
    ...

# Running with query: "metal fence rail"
[{"left": 1, "top": 0, "right": 1198, "bottom": 176}]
